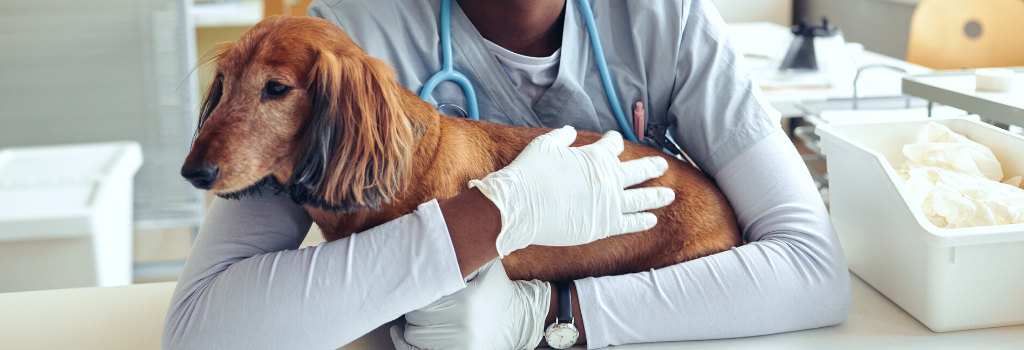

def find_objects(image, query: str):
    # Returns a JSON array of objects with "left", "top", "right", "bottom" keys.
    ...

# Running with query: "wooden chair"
[
  {"left": 906, "top": 0, "right": 1024, "bottom": 70},
  {"left": 264, "top": 0, "right": 314, "bottom": 17}
]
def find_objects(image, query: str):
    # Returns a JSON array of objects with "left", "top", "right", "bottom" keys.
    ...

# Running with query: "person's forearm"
[
  {"left": 439, "top": 187, "right": 502, "bottom": 277},
  {"left": 164, "top": 193, "right": 467, "bottom": 350},
  {"left": 539, "top": 282, "right": 587, "bottom": 348},
  {"left": 574, "top": 131, "right": 851, "bottom": 348}
]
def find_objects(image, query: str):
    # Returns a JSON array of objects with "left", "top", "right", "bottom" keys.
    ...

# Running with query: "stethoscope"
[{"left": 418, "top": 0, "right": 641, "bottom": 143}]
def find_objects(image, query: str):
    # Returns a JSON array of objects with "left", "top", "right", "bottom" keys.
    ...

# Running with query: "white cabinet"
[{"left": 0, "top": 142, "right": 142, "bottom": 292}]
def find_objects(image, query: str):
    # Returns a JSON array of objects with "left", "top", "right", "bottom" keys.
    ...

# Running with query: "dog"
[{"left": 181, "top": 16, "right": 741, "bottom": 282}]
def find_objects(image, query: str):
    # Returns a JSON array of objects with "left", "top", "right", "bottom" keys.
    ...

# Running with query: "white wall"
[
  {"left": 710, "top": 0, "right": 793, "bottom": 26},
  {"left": 711, "top": 0, "right": 920, "bottom": 60},
  {"left": 795, "top": 0, "right": 919, "bottom": 59}
]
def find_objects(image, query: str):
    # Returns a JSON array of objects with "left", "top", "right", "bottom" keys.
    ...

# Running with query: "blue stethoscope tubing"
[
  {"left": 418, "top": 0, "right": 480, "bottom": 122},
  {"left": 575, "top": 0, "right": 639, "bottom": 143},
  {"left": 419, "top": 0, "right": 640, "bottom": 143}
]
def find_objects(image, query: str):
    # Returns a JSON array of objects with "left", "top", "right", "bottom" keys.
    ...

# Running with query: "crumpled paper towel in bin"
[{"left": 899, "top": 123, "right": 1024, "bottom": 228}]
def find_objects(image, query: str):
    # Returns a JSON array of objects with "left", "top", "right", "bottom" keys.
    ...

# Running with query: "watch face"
[{"left": 545, "top": 325, "right": 579, "bottom": 349}]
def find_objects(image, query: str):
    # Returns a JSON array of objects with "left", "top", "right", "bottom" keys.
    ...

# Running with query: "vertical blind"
[{"left": 0, "top": 0, "right": 203, "bottom": 230}]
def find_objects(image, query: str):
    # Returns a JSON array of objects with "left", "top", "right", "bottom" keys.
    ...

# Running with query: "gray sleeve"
[
  {"left": 306, "top": 0, "right": 341, "bottom": 27},
  {"left": 161, "top": 191, "right": 466, "bottom": 350},
  {"left": 575, "top": 130, "right": 851, "bottom": 348},
  {"left": 667, "top": 0, "right": 780, "bottom": 177}
]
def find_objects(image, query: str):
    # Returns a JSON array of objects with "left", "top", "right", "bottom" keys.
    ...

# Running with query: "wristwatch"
[{"left": 544, "top": 281, "right": 579, "bottom": 349}]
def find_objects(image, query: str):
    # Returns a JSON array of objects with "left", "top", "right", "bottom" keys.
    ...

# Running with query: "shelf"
[
  {"left": 902, "top": 68, "right": 1024, "bottom": 125},
  {"left": 193, "top": 0, "right": 263, "bottom": 28}
]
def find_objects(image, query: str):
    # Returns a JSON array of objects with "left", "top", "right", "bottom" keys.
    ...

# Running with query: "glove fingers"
[
  {"left": 404, "top": 324, "right": 465, "bottom": 350},
  {"left": 465, "top": 258, "right": 501, "bottom": 283},
  {"left": 405, "top": 296, "right": 458, "bottom": 325},
  {"left": 619, "top": 156, "right": 669, "bottom": 187},
  {"left": 579, "top": 130, "right": 625, "bottom": 156},
  {"left": 618, "top": 212, "right": 658, "bottom": 234},
  {"left": 390, "top": 325, "right": 425, "bottom": 350},
  {"left": 407, "top": 259, "right": 506, "bottom": 326},
  {"left": 533, "top": 125, "right": 577, "bottom": 148},
  {"left": 476, "top": 258, "right": 509, "bottom": 281},
  {"left": 621, "top": 187, "right": 675, "bottom": 213}
]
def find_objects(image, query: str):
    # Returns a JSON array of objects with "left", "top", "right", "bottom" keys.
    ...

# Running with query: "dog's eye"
[{"left": 263, "top": 81, "right": 291, "bottom": 100}]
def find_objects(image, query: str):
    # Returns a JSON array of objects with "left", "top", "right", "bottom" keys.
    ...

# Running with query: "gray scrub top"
[{"left": 308, "top": 0, "right": 777, "bottom": 176}]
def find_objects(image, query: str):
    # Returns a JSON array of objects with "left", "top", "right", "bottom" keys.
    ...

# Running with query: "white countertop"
[
  {"left": 0, "top": 282, "right": 171, "bottom": 350},
  {"left": 604, "top": 273, "right": 1024, "bottom": 350},
  {"left": 728, "top": 22, "right": 933, "bottom": 117},
  {"left": 2, "top": 272, "right": 1021, "bottom": 349}
]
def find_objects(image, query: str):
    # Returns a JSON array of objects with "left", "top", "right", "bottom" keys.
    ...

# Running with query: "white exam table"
[{"left": 2, "top": 273, "right": 1022, "bottom": 349}]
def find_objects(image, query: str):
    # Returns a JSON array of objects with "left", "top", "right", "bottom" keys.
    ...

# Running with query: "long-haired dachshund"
[{"left": 181, "top": 16, "right": 741, "bottom": 282}]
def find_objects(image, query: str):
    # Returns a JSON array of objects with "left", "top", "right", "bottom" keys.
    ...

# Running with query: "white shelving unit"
[
  {"left": 902, "top": 68, "right": 1024, "bottom": 125},
  {"left": 193, "top": 0, "right": 263, "bottom": 28}
]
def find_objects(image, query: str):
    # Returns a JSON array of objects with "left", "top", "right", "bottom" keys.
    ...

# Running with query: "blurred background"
[{"left": 0, "top": 0, "right": 1021, "bottom": 293}]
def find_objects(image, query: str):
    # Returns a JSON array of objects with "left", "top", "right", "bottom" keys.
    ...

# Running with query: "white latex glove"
[
  {"left": 470, "top": 126, "right": 675, "bottom": 257},
  {"left": 391, "top": 259, "right": 550, "bottom": 350}
]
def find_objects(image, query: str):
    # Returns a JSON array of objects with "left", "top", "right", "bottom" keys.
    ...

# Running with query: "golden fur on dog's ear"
[{"left": 289, "top": 50, "right": 414, "bottom": 212}]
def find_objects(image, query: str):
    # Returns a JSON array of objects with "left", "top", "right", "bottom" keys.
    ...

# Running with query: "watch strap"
[{"left": 555, "top": 281, "right": 573, "bottom": 324}]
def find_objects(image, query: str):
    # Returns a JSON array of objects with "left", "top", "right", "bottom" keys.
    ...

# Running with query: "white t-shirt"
[{"left": 484, "top": 39, "right": 561, "bottom": 108}]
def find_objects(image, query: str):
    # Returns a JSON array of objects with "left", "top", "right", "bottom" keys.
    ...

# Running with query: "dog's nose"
[{"left": 181, "top": 165, "right": 219, "bottom": 190}]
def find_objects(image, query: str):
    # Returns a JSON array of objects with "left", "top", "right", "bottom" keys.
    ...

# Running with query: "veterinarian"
[
  {"left": 164, "top": 34, "right": 680, "bottom": 350},
  {"left": 311, "top": 0, "right": 848, "bottom": 349},
  {"left": 163, "top": 1, "right": 849, "bottom": 350}
]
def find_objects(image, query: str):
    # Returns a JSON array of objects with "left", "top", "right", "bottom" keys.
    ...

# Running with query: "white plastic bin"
[
  {"left": 0, "top": 142, "right": 142, "bottom": 293},
  {"left": 817, "top": 117, "right": 1024, "bottom": 332}
]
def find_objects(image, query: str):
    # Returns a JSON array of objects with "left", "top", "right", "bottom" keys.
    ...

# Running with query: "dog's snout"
[{"left": 181, "top": 165, "right": 220, "bottom": 190}]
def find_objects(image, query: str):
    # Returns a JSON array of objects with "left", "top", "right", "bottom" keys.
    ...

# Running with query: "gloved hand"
[
  {"left": 391, "top": 259, "right": 550, "bottom": 350},
  {"left": 471, "top": 126, "right": 675, "bottom": 257}
]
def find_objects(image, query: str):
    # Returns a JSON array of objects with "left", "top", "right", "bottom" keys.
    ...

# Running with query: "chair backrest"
[
  {"left": 264, "top": 0, "right": 314, "bottom": 17},
  {"left": 906, "top": 0, "right": 1024, "bottom": 70}
]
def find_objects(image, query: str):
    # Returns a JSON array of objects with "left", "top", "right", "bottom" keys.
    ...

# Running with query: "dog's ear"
[
  {"left": 194, "top": 43, "right": 235, "bottom": 141},
  {"left": 289, "top": 50, "right": 414, "bottom": 211},
  {"left": 195, "top": 75, "right": 222, "bottom": 141}
]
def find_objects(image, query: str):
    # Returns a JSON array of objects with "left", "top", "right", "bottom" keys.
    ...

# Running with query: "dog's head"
[{"left": 182, "top": 16, "right": 414, "bottom": 212}]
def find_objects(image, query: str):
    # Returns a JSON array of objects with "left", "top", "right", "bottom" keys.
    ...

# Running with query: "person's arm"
[
  {"left": 395, "top": 130, "right": 848, "bottom": 350},
  {"left": 571, "top": 1, "right": 850, "bottom": 345},
  {"left": 394, "top": 2, "right": 849, "bottom": 348},
  {"left": 162, "top": 190, "right": 470, "bottom": 350},
  {"left": 575, "top": 129, "right": 851, "bottom": 348},
  {"left": 164, "top": 127, "right": 671, "bottom": 350}
]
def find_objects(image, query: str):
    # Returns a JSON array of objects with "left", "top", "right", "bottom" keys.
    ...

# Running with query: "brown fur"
[{"left": 183, "top": 16, "right": 742, "bottom": 282}]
